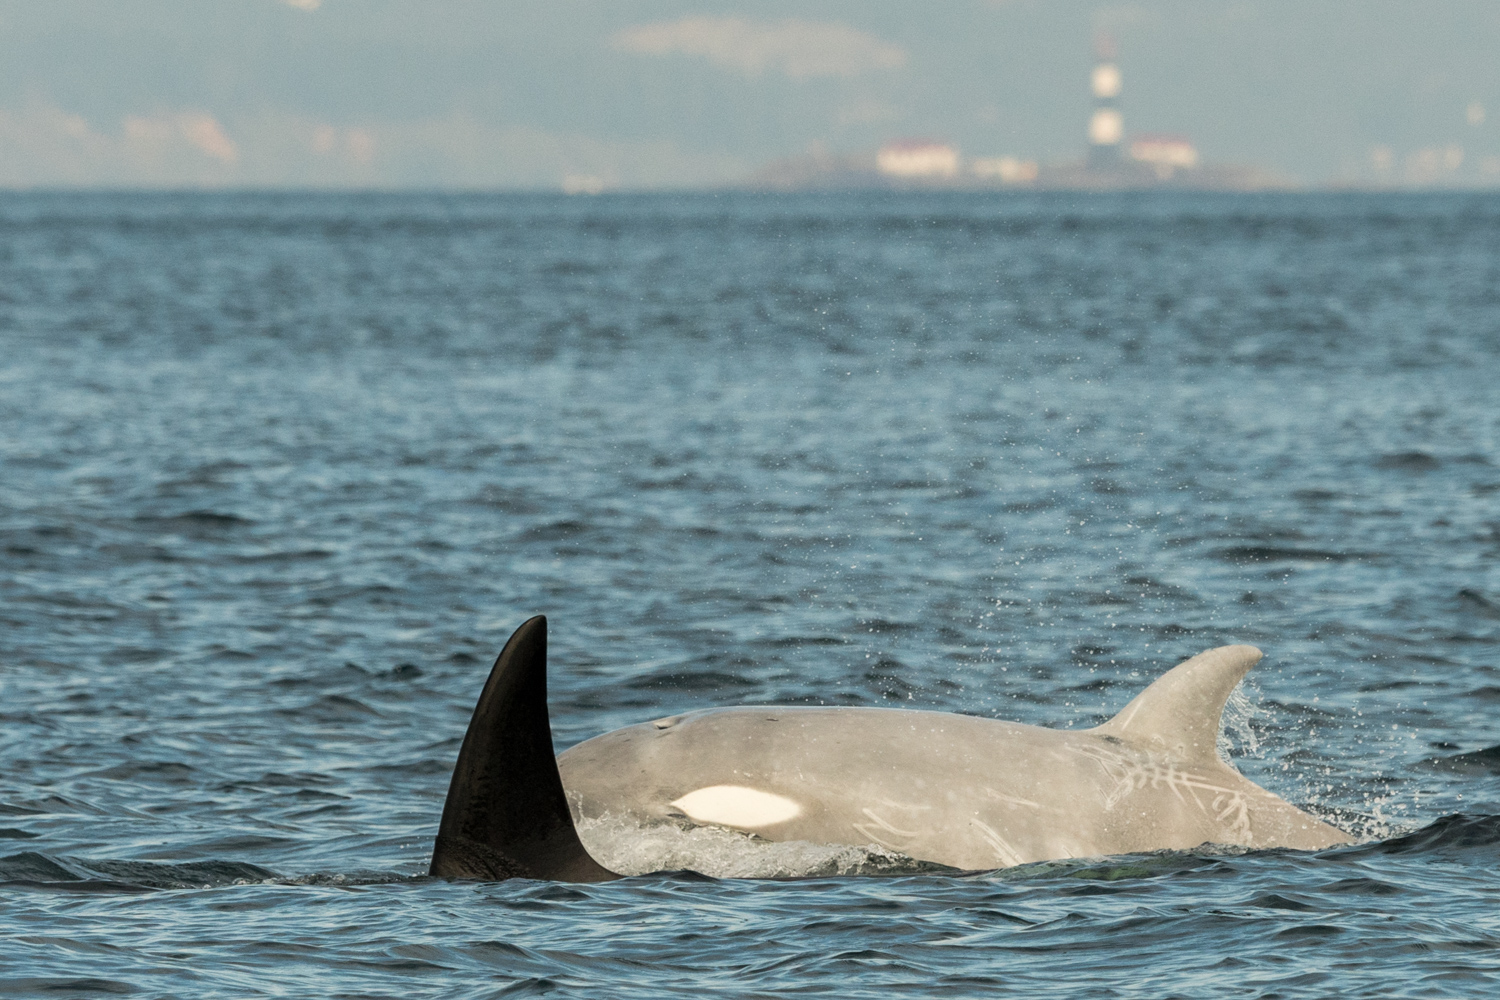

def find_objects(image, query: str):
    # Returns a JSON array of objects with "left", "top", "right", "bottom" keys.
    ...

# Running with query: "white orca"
[{"left": 430, "top": 617, "right": 1352, "bottom": 881}]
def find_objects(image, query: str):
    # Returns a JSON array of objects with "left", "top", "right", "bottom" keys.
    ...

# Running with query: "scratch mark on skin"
[
  {"left": 1110, "top": 702, "right": 1142, "bottom": 732},
  {"left": 873, "top": 797, "right": 933, "bottom": 812},
  {"left": 859, "top": 807, "right": 921, "bottom": 838},
  {"left": 982, "top": 788, "right": 1042, "bottom": 810},
  {"left": 852, "top": 824, "right": 904, "bottom": 850},
  {"left": 1072, "top": 743, "right": 1254, "bottom": 843},
  {"left": 971, "top": 818, "right": 1025, "bottom": 867}
]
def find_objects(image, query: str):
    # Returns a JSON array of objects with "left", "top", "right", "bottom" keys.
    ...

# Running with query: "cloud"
[
  {"left": 179, "top": 113, "right": 239, "bottom": 163},
  {"left": 0, "top": 101, "right": 243, "bottom": 186},
  {"left": 837, "top": 100, "right": 901, "bottom": 126},
  {"left": 0, "top": 98, "right": 746, "bottom": 189},
  {"left": 124, "top": 111, "right": 239, "bottom": 164},
  {"left": 612, "top": 16, "right": 906, "bottom": 80},
  {"left": 0, "top": 102, "right": 117, "bottom": 186},
  {"left": 310, "top": 123, "right": 375, "bottom": 163},
  {"left": 355, "top": 113, "right": 746, "bottom": 188},
  {"left": 1092, "top": 5, "right": 1155, "bottom": 35}
]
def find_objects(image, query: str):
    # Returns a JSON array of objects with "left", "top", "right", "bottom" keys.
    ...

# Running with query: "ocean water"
[{"left": 1, "top": 190, "right": 1498, "bottom": 997}]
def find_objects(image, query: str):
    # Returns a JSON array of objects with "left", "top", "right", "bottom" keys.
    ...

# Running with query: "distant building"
[
  {"left": 561, "top": 174, "right": 607, "bottom": 195},
  {"left": 971, "top": 156, "right": 1039, "bottom": 185},
  {"left": 746, "top": 32, "right": 1287, "bottom": 194},
  {"left": 877, "top": 140, "right": 960, "bottom": 179},
  {"left": 1086, "top": 34, "right": 1123, "bottom": 170},
  {"left": 1128, "top": 135, "right": 1199, "bottom": 179}
]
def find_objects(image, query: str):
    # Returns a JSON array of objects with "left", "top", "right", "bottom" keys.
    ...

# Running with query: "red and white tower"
[{"left": 1087, "top": 34, "right": 1123, "bottom": 171}]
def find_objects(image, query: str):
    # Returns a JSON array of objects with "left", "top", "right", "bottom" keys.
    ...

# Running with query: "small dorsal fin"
[
  {"left": 1092, "top": 645, "right": 1262, "bottom": 764},
  {"left": 430, "top": 616, "right": 620, "bottom": 882}
]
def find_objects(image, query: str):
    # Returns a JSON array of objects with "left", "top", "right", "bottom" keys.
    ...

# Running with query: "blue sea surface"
[{"left": 1, "top": 191, "right": 1498, "bottom": 997}]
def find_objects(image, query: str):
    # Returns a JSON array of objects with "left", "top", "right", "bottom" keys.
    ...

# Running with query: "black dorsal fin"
[{"left": 430, "top": 616, "right": 620, "bottom": 882}]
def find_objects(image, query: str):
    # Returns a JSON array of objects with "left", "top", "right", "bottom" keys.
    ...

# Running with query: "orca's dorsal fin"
[
  {"left": 430, "top": 616, "right": 620, "bottom": 882},
  {"left": 1092, "top": 645, "right": 1262, "bottom": 765}
]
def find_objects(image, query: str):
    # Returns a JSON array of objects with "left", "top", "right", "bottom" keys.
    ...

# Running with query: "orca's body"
[{"left": 430, "top": 617, "right": 1351, "bottom": 881}]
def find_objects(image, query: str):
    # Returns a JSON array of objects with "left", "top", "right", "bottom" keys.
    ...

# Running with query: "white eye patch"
[{"left": 670, "top": 785, "right": 802, "bottom": 829}]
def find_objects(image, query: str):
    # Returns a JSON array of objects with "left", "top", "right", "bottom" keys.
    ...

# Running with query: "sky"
[{"left": 0, "top": 0, "right": 1497, "bottom": 189}]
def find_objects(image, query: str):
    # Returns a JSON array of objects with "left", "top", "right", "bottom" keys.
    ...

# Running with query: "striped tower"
[{"left": 1086, "top": 34, "right": 1123, "bottom": 171}]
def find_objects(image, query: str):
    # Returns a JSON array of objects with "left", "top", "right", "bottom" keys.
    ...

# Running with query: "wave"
[
  {"left": 1333, "top": 813, "right": 1500, "bottom": 858},
  {"left": 5, "top": 814, "right": 1493, "bottom": 892},
  {"left": 0, "top": 851, "right": 279, "bottom": 892},
  {"left": 1417, "top": 744, "right": 1500, "bottom": 774},
  {"left": 575, "top": 814, "right": 954, "bottom": 879}
]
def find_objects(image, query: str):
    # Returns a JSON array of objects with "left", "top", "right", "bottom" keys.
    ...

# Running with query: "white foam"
[
  {"left": 1217, "top": 682, "right": 1263, "bottom": 762},
  {"left": 575, "top": 813, "right": 913, "bottom": 879}
]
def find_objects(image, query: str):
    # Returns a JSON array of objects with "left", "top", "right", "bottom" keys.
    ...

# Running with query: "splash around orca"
[{"left": 429, "top": 616, "right": 1352, "bottom": 882}]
